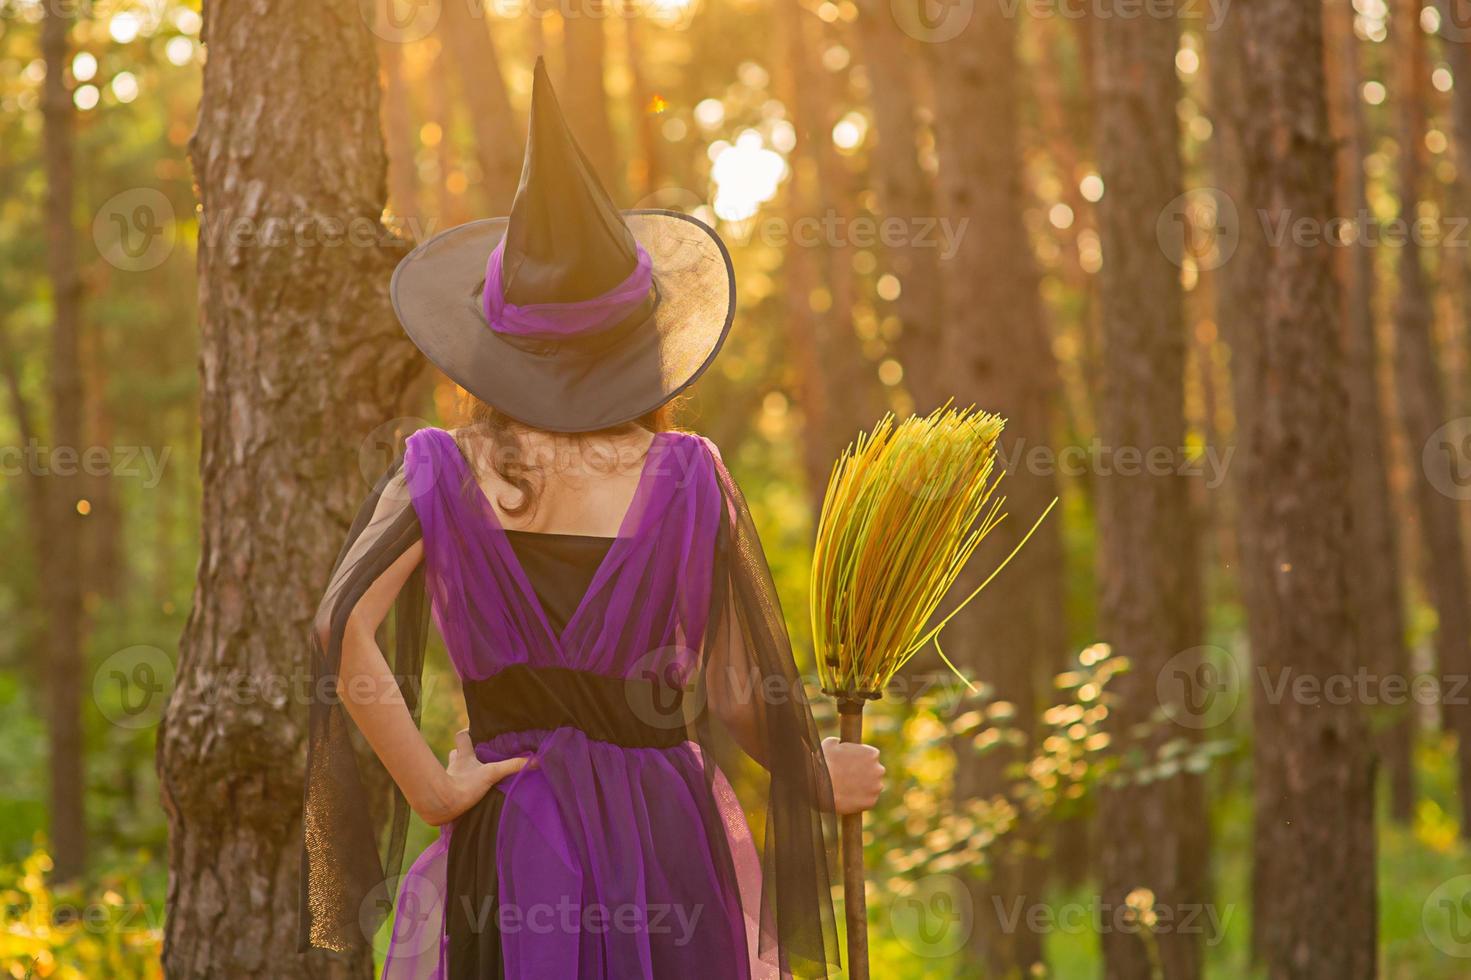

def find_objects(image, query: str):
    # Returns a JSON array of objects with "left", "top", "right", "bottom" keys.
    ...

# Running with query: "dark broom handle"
[{"left": 839, "top": 707, "right": 869, "bottom": 980}]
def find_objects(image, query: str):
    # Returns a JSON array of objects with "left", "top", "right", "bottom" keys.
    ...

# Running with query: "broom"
[{"left": 810, "top": 405, "right": 1057, "bottom": 979}]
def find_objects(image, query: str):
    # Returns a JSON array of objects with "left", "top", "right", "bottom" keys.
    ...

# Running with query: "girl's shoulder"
[
  {"left": 656, "top": 429, "right": 723, "bottom": 476},
  {"left": 661, "top": 428, "right": 720, "bottom": 457}
]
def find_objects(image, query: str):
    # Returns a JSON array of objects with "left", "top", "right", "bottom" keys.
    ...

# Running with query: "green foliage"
[
  {"left": 865, "top": 645, "right": 1123, "bottom": 892},
  {"left": 0, "top": 845, "right": 163, "bottom": 979}
]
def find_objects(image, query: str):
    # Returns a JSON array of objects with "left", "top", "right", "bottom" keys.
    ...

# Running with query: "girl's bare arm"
[{"left": 322, "top": 540, "right": 525, "bottom": 826}]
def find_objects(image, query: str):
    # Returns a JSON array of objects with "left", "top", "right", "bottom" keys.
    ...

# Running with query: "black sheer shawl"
[{"left": 298, "top": 458, "right": 428, "bottom": 956}]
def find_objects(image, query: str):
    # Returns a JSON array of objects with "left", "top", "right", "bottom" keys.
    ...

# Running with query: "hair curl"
[{"left": 462, "top": 399, "right": 680, "bottom": 519}]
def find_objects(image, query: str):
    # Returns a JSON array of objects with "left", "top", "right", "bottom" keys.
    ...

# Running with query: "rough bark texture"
[
  {"left": 929, "top": 7, "right": 1067, "bottom": 974},
  {"left": 1088, "top": 5, "right": 1205, "bottom": 978},
  {"left": 42, "top": 0, "right": 88, "bottom": 883},
  {"left": 1236, "top": 0, "right": 1378, "bottom": 974},
  {"left": 1326, "top": 0, "right": 1414, "bottom": 822},
  {"left": 1394, "top": 0, "right": 1471, "bottom": 835},
  {"left": 438, "top": 0, "right": 522, "bottom": 214},
  {"left": 156, "top": 1, "right": 419, "bottom": 975},
  {"left": 853, "top": 0, "right": 944, "bottom": 409}
]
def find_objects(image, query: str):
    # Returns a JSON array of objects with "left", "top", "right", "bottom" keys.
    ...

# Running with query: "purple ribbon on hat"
[{"left": 483, "top": 238, "right": 654, "bottom": 338}]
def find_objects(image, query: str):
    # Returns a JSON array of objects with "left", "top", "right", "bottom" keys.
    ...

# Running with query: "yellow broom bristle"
[{"left": 811, "top": 404, "right": 1054, "bottom": 699}]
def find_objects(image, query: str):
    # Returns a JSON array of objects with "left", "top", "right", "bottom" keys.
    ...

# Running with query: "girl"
[{"left": 299, "top": 59, "right": 883, "bottom": 980}]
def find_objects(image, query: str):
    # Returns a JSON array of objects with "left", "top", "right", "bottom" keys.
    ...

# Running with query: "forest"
[{"left": 2, "top": 0, "right": 1471, "bottom": 976}]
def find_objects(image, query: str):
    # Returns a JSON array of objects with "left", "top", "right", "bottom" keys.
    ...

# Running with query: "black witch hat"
[{"left": 391, "top": 58, "right": 734, "bottom": 432}]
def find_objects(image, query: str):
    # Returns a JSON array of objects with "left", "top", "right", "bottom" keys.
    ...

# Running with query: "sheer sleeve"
[
  {"left": 298, "top": 456, "right": 430, "bottom": 956},
  {"left": 696, "top": 445, "right": 841, "bottom": 978}
]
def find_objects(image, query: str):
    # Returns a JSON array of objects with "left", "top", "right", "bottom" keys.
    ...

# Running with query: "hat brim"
[{"left": 390, "top": 209, "right": 735, "bottom": 433}]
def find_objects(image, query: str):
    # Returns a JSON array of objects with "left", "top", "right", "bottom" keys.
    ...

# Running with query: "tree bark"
[
  {"left": 1326, "top": 0, "right": 1415, "bottom": 823},
  {"left": 562, "top": 2, "right": 620, "bottom": 197},
  {"left": 156, "top": 1, "right": 420, "bottom": 975},
  {"left": 778, "top": 1, "right": 876, "bottom": 513},
  {"left": 1235, "top": 0, "right": 1378, "bottom": 973},
  {"left": 1438, "top": 1, "right": 1471, "bottom": 208},
  {"left": 1208, "top": 11, "right": 1280, "bottom": 964},
  {"left": 1088, "top": 4, "right": 1205, "bottom": 978},
  {"left": 622, "top": 11, "right": 662, "bottom": 199},
  {"left": 929, "top": 6, "right": 1067, "bottom": 974},
  {"left": 853, "top": 0, "right": 944, "bottom": 410},
  {"left": 438, "top": 0, "right": 522, "bottom": 214},
  {"left": 379, "top": 32, "right": 421, "bottom": 232},
  {"left": 41, "top": 0, "right": 88, "bottom": 884},
  {"left": 1397, "top": 0, "right": 1471, "bottom": 832},
  {"left": 430, "top": 43, "right": 466, "bottom": 229}
]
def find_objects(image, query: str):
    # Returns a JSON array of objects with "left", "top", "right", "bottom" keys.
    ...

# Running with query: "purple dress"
[{"left": 299, "top": 428, "right": 840, "bottom": 979}]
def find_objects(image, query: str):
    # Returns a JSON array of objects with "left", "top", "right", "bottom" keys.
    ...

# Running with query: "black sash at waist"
[{"left": 463, "top": 664, "right": 690, "bottom": 749}]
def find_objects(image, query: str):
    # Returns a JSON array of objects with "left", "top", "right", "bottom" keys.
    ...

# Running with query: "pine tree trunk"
[
  {"left": 1088, "top": 5, "right": 1205, "bottom": 978},
  {"left": 41, "top": 0, "right": 88, "bottom": 884},
  {"left": 853, "top": 0, "right": 943, "bottom": 409},
  {"left": 1396, "top": 0, "right": 1471, "bottom": 837},
  {"left": 1326, "top": 0, "right": 1415, "bottom": 823},
  {"left": 562, "top": 2, "right": 619, "bottom": 196},
  {"left": 1236, "top": 0, "right": 1378, "bottom": 973},
  {"left": 779, "top": 1, "right": 876, "bottom": 513},
  {"left": 156, "top": 1, "right": 420, "bottom": 975},
  {"left": 623, "top": 14, "right": 662, "bottom": 199},
  {"left": 379, "top": 33, "right": 421, "bottom": 231},
  {"left": 929, "top": 8, "right": 1066, "bottom": 974},
  {"left": 438, "top": 0, "right": 522, "bottom": 213},
  {"left": 430, "top": 46, "right": 465, "bottom": 228},
  {"left": 1438, "top": 1, "right": 1471, "bottom": 202}
]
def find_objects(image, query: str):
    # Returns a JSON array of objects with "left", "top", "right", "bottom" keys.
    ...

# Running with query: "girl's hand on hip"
[{"left": 420, "top": 729, "right": 530, "bottom": 827}]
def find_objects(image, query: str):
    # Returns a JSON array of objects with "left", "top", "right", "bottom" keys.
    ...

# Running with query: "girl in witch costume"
[{"left": 298, "top": 61, "right": 883, "bottom": 979}]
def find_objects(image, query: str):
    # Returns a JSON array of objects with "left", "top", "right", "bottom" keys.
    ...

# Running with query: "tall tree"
[
  {"left": 1394, "top": 0, "right": 1471, "bottom": 835},
  {"left": 623, "top": 12, "right": 662, "bottom": 198},
  {"left": 1326, "top": 0, "right": 1415, "bottom": 822},
  {"left": 562, "top": 3, "right": 619, "bottom": 195},
  {"left": 929, "top": 5, "right": 1068, "bottom": 974},
  {"left": 1088, "top": 4, "right": 1205, "bottom": 978},
  {"left": 41, "top": 0, "right": 88, "bottom": 883},
  {"left": 778, "top": 2, "right": 877, "bottom": 512},
  {"left": 156, "top": 0, "right": 420, "bottom": 975},
  {"left": 379, "top": 32, "right": 421, "bottom": 230},
  {"left": 853, "top": 0, "right": 943, "bottom": 409},
  {"left": 1235, "top": 0, "right": 1377, "bottom": 972},
  {"left": 438, "top": 0, "right": 522, "bottom": 213},
  {"left": 1437, "top": 1, "right": 1471, "bottom": 209}
]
